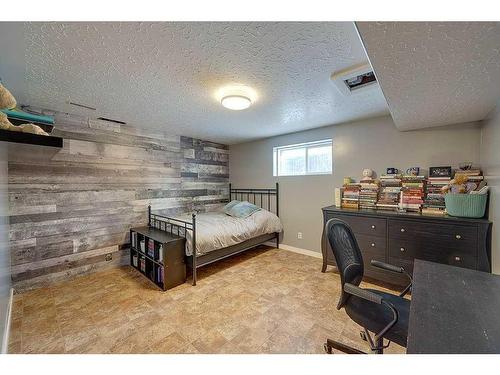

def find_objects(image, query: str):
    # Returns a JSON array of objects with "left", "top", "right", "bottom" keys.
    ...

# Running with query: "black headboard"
[{"left": 229, "top": 182, "right": 279, "bottom": 217}]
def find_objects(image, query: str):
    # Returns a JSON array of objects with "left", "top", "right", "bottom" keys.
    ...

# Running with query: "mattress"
[{"left": 174, "top": 209, "right": 283, "bottom": 256}]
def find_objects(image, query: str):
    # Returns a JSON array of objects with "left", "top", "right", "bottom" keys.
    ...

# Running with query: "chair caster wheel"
[
  {"left": 360, "top": 331, "right": 367, "bottom": 341},
  {"left": 324, "top": 343, "right": 333, "bottom": 354}
]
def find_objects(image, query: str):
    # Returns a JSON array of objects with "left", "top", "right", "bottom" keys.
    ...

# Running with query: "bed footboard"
[{"left": 148, "top": 205, "right": 197, "bottom": 285}]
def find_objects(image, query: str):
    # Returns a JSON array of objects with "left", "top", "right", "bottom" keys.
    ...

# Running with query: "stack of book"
[
  {"left": 454, "top": 168, "right": 484, "bottom": 184},
  {"left": 377, "top": 174, "right": 402, "bottom": 210},
  {"left": 400, "top": 175, "right": 426, "bottom": 212},
  {"left": 359, "top": 179, "right": 379, "bottom": 209},
  {"left": 147, "top": 239, "right": 155, "bottom": 258},
  {"left": 422, "top": 176, "right": 451, "bottom": 215},
  {"left": 342, "top": 183, "right": 360, "bottom": 209}
]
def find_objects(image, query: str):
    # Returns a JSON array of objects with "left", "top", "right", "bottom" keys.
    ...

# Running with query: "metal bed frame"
[{"left": 147, "top": 182, "right": 280, "bottom": 286}]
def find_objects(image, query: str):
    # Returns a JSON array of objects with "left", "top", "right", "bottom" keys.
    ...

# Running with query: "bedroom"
[{"left": 1, "top": 0, "right": 500, "bottom": 371}]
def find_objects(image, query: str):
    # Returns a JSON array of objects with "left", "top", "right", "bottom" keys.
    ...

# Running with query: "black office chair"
[{"left": 324, "top": 218, "right": 412, "bottom": 354}]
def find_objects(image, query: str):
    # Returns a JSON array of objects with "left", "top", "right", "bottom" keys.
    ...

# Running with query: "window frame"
[{"left": 273, "top": 139, "right": 333, "bottom": 177}]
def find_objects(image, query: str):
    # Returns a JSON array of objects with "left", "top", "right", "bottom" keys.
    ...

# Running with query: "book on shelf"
[
  {"left": 421, "top": 207, "right": 447, "bottom": 216},
  {"left": 147, "top": 239, "right": 155, "bottom": 258},
  {"left": 139, "top": 257, "right": 146, "bottom": 272},
  {"left": 158, "top": 244, "right": 164, "bottom": 263},
  {"left": 139, "top": 239, "right": 145, "bottom": 252},
  {"left": 132, "top": 254, "right": 138, "bottom": 267},
  {"left": 157, "top": 266, "right": 164, "bottom": 284},
  {"left": 131, "top": 231, "right": 137, "bottom": 249},
  {"left": 334, "top": 187, "right": 343, "bottom": 207},
  {"left": 376, "top": 203, "right": 399, "bottom": 210},
  {"left": 454, "top": 169, "right": 481, "bottom": 176}
]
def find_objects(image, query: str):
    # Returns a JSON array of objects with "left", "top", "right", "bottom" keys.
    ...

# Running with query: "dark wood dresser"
[{"left": 321, "top": 206, "right": 492, "bottom": 286}]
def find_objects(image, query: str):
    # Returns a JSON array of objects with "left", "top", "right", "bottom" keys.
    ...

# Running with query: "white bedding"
[{"left": 174, "top": 209, "right": 283, "bottom": 256}]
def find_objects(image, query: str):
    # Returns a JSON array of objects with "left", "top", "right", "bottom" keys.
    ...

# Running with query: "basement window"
[{"left": 273, "top": 139, "right": 332, "bottom": 177}]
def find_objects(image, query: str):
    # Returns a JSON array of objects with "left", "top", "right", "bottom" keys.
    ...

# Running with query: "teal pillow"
[
  {"left": 223, "top": 200, "right": 241, "bottom": 215},
  {"left": 227, "top": 201, "right": 261, "bottom": 218}
]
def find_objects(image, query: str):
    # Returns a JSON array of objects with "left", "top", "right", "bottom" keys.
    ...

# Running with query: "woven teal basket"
[{"left": 444, "top": 193, "right": 488, "bottom": 218}]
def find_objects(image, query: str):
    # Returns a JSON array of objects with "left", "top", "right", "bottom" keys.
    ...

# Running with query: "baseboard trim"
[
  {"left": 1, "top": 288, "right": 13, "bottom": 354},
  {"left": 264, "top": 241, "right": 322, "bottom": 259}
]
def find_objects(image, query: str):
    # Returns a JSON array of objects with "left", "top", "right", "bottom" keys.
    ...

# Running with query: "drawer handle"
[
  {"left": 371, "top": 225, "right": 376, "bottom": 229},
  {"left": 400, "top": 247, "right": 405, "bottom": 252},
  {"left": 454, "top": 256, "right": 461, "bottom": 262},
  {"left": 400, "top": 228, "right": 405, "bottom": 233},
  {"left": 455, "top": 234, "right": 462, "bottom": 240},
  {"left": 371, "top": 243, "right": 375, "bottom": 247}
]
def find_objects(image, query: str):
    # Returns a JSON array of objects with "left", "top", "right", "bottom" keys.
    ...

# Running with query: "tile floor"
[{"left": 9, "top": 246, "right": 405, "bottom": 354}]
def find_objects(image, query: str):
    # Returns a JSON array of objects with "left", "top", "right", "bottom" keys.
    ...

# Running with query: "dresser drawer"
[
  {"left": 389, "top": 239, "right": 477, "bottom": 269},
  {"left": 354, "top": 233, "right": 387, "bottom": 280},
  {"left": 388, "top": 219, "right": 477, "bottom": 247},
  {"left": 322, "top": 232, "right": 385, "bottom": 262},
  {"left": 325, "top": 213, "right": 386, "bottom": 237},
  {"left": 356, "top": 233, "right": 386, "bottom": 255}
]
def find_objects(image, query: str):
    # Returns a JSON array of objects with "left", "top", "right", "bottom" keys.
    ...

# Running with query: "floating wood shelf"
[{"left": 0, "top": 129, "right": 63, "bottom": 148}]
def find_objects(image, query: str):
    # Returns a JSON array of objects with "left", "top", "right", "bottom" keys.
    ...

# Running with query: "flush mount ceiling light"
[
  {"left": 221, "top": 95, "right": 252, "bottom": 110},
  {"left": 216, "top": 85, "right": 257, "bottom": 111}
]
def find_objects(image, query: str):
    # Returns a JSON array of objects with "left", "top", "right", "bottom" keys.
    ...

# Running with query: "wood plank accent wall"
[{"left": 8, "top": 112, "right": 229, "bottom": 291}]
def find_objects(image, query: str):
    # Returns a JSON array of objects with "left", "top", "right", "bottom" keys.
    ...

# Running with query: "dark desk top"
[
  {"left": 407, "top": 260, "right": 500, "bottom": 353},
  {"left": 322, "top": 205, "right": 491, "bottom": 225}
]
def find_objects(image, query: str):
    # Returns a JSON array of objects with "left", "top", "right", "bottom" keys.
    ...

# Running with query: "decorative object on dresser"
[
  {"left": 142, "top": 183, "right": 281, "bottom": 286},
  {"left": 321, "top": 206, "right": 492, "bottom": 286},
  {"left": 429, "top": 166, "right": 452, "bottom": 178},
  {"left": 441, "top": 166, "right": 489, "bottom": 218},
  {"left": 361, "top": 168, "right": 374, "bottom": 181},
  {"left": 405, "top": 167, "right": 420, "bottom": 176},
  {"left": 130, "top": 226, "right": 187, "bottom": 291},
  {"left": 386, "top": 167, "right": 399, "bottom": 175}
]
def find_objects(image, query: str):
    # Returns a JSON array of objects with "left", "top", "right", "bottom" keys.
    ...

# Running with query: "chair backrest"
[{"left": 325, "top": 218, "right": 364, "bottom": 309}]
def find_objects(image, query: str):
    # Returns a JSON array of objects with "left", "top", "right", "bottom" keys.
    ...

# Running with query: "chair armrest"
[
  {"left": 371, "top": 260, "right": 404, "bottom": 273},
  {"left": 371, "top": 260, "right": 413, "bottom": 297},
  {"left": 344, "top": 283, "right": 382, "bottom": 304},
  {"left": 344, "top": 282, "right": 399, "bottom": 346}
]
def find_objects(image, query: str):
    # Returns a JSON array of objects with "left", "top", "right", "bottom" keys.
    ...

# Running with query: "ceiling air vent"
[
  {"left": 344, "top": 71, "right": 376, "bottom": 91},
  {"left": 97, "top": 117, "right": 127, "bottom": 125},
  {"left": 331, "top": 63, "right": 378, "bottom": 96}
]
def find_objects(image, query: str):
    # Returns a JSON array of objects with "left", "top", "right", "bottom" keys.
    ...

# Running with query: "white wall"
[
  {"left": 0, "top": 142, "right": 11, "bottom": 353},
  {"left": 480, "top": 103, "right": 500, "bottom": 274},
  {"left": 230, "top": 115, "right": 482, "bottom": 253}
]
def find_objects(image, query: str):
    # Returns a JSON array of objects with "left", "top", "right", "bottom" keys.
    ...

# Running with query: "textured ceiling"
[
  {"left": 356, "top": 22, "right": 500, "bottom": 131},
  {"left": 0, "top": 22, "right": 389, "bottom": 144}
]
